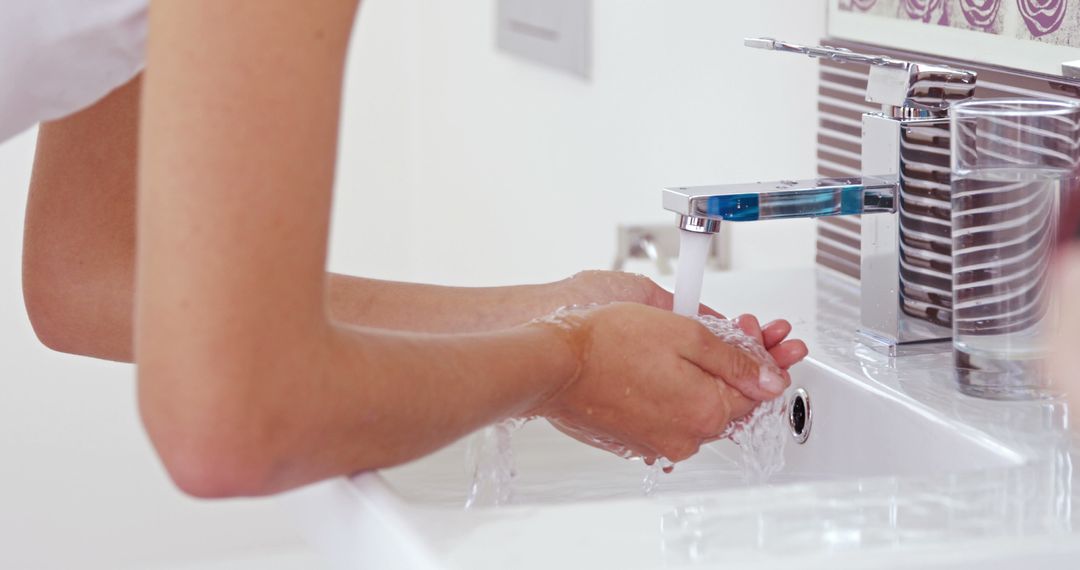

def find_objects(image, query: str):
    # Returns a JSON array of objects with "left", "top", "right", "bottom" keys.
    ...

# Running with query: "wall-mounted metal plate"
[
  {"left": 496, "top": 0, "right": 590, "bottom": 78},
  {"left": 613, "top": 223, "right": 732, "bottom": 276}
]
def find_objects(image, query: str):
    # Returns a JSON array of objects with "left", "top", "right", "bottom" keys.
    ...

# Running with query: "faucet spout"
[{"left": 663, "top": 176, "right": 897, "bottom": 224}]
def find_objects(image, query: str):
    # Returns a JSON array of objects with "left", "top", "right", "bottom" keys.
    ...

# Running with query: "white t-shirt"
[{"left": 0, "top": 0, "right": 147, "bottom": 142}]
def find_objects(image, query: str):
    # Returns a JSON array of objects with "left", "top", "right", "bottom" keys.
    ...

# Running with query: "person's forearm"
[
  {"left": 139, "top": 315, "right": 578, "bottom": 497},
  {"left": 24, "top": 264, "right": 576, "bottom": 362},
  {"left": 326, "top": 273, "right": 581, "bottom": 333},
  {"left": 24, "top": 71, "right": 578, "bottom": 359},
  {"left": 23, "top": 77, "right": 141, "bottom": 363}
]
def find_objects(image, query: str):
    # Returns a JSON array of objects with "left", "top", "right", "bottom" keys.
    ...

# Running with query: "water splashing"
[
  {"left": 464, "top": 418, "right": 526, "bottom": 509},
  {"left": 642, "top": 457, "right": 676, "bottom": 495},
  {"left": 696, "top": 315, "right": 788, "bottom": 484},
  {"left": 639, "top": 316, "right": 787, "bottom": 492},
  {"left": 465, "top": 256, "right": 789, "bottom": 506}
]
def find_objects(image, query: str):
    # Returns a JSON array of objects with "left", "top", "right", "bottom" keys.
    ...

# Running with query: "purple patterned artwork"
[
  {"left": 959, "top": 0, "right": 1004, "bottom": 29},
  {"left": 1017, "top": 0, "right": 1069, "bottom": 36},
  {"left": 836, "top": 0, "right": 1079, "bottom": 46},
  {"left": 839, "top": 0, "right": 880, "bottom": 9},
  {"left": 903, "top": 0, "right": 945, "bottom": 21}
]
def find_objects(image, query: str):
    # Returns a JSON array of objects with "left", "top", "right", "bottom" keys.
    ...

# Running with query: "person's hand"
[
  {"left": 554, "top": 270, "right": 798, "bottom": 347},
  {"left": 556, "top": 270, "right": 716, "bottom": 316},
  {"left": 731, "top": 313, "right": 808, "bottom": 386},
  {"left": 528, "top": 303, "right": 804, "bottom": 463},
  {"left": 707, "top": 313, "right": 809, "bottom": 439},
  {"left": 558, "top": 270, "right": 806, "bottom": 382}
]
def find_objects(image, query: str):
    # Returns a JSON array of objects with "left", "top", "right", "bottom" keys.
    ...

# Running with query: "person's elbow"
[
  {"left": 137, "top": 357, "right": 288, "bottom": 499},
  {"left": 23, "top": 281, "right": 79, "bottom": 355},
  {"left": 23, "top": 269, "right": 85, "bottom": 354},
  {"left": 22, "top": 261, "right": 134, "bottom": 362},
  {"left": 155, "top": 437, "right": 279, "bottom": 500}
]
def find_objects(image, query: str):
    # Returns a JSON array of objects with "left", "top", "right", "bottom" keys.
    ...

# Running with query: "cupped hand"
[{"left": 529, "top": 303, "right": 797, "bottom": 463}]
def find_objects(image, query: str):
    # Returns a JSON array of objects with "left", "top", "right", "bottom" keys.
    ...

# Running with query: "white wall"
[
  {"left": 331, "top": 0, "right": 827, "bottom": 286},
  {"left": 0, "top": 1, "right": 825, "bottom": 568}
]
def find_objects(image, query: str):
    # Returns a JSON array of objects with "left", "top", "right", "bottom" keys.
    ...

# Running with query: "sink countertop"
[{"left": 284, "top": 268, "right": 1080, "bottom": 569}]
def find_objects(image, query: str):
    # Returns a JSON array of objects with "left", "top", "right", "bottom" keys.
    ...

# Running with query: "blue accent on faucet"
[
  {"left": 706, "top": 195, "right": 761, "bottom": 221},
  {"left": 705, "top": 184, "right": 867, "bottom": 221}
]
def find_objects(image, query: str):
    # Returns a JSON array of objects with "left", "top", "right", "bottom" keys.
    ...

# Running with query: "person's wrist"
[
  {"left": 521, "top": 312, "right": 587, "bottom": 417},
  {"left": 556, "top": 271, "right": 656, "bottom": 308},
  {"left": 546, "top": 273, "right": 589, "bottom": 308}
]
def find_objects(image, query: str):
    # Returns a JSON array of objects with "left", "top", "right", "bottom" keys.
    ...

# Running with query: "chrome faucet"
[{"left": 664, "top": 38, "right": 978, "bottom": 355}]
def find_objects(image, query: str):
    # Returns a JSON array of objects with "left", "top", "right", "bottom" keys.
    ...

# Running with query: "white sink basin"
[
  {"left": 282, "top": 269, "right": 1077, "bottom": 570},
  {"left": 377, "top": 359, "right": 1023, "bottom": 509}
]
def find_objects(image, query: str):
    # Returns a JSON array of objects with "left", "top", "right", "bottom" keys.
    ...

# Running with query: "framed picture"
[{"left": 828, "top": 0, "right": 1080, "bottom": 76}]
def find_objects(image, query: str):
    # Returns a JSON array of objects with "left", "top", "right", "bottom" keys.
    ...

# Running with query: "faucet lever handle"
[
  {"left": 745, "top": 37, "right": 977, "bottom": 117},
  {"left": 744, "top": 38, "right": 905, "bottom": 69}
]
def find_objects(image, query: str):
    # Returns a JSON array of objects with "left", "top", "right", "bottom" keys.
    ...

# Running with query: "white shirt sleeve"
[{"left": 0, "top": 0, "right": 147, "bottom": 142}]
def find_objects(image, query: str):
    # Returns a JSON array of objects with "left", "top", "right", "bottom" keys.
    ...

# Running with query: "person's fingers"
[
  {"left": 702, "top": 408, "right": 753, "bottom": 444},
  {"left": 725, "top": 386, "right": 759, "bottom": 423},
  {"left": 699, "top": 383, "right": 765, "bottom": 444},
  {"left": 644, "top": 456, "right": 678, "bottom": 472},
  {"left": 734, "top": 314, "right": 764, "bottom": 345},
  {"left": 761, "top": 319, "right": 792, "bottom": 349},
  {"left": 548, "top": 419, "right": 659, "bottom": 460},
  {"left": 690, "top": 328, "right": 789, "bottom": 400},
  {"left": 769, "top": 339, "right": 809, "bottom": 370}
]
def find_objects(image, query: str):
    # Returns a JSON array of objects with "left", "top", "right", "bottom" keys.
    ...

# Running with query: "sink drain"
[{"left": 788, "top": 388, "right": 812, "bottom": 444}]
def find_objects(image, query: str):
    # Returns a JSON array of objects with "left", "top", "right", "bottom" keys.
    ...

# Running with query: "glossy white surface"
[{"left": 284, "top": 268, "right": 1079, "bottom": 569}]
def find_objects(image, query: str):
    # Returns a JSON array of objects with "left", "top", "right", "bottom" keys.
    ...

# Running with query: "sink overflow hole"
[{"left": 789, "top": 388, "right": 812, "bottom": 444}]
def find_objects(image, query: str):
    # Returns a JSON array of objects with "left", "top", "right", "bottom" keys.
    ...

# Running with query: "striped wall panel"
[{"left": 815, "top": 38, "right": 1080, "bottom": 282}]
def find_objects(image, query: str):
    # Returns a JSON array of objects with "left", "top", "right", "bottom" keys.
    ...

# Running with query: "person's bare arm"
[
  {"left": 135, "top": 0, "right": 563, "bottom": 496},
  {"left": 133, "top": 0, "right": 801, "bottom": 498},
  {"left": 21, "top": 77, "right": 683, "bottom": 360},
  {"left": 23, "top": 76, "right": 141, "bottom": 362},
  {"left": 22, "top": 80, "right": 710, "bottom": 360},
  {"left": 323, "top": 270, "right": 682, "bottom": 333}
]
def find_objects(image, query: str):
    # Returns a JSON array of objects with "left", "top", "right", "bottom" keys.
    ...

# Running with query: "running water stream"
[
  {"left": 672, "top": 230, "right": 714, "bottom": 318},
  {"left": 695, "top": 315, "right": 788, "bottom": 485}
]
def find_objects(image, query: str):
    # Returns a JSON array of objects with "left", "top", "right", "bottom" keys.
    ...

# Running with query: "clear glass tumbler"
[{"left": 950, "top": 98, "right": 1080, "bottom": 400}]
